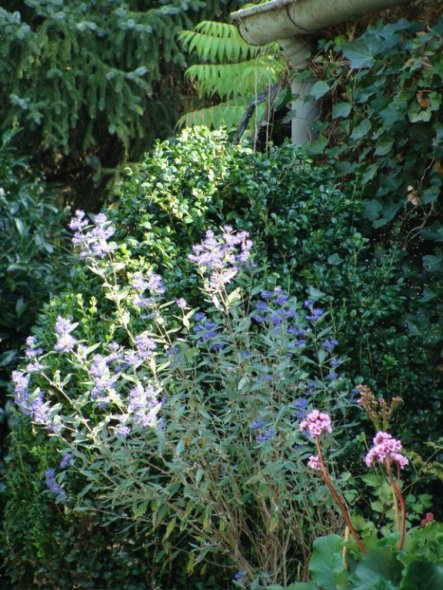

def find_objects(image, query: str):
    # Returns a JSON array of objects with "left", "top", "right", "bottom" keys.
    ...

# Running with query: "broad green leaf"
[
  {"left": 332, "top": 102, "right": 352, "bottom": 119},
  {"left": 309, "top": 534, "right": 349, "bottom": 590},
  {"left": 351, "top": 119, "right": 371, "bottom": 140},
  {"left": 309, "top": 80, "right": 330, "bottom": 100},
  {"left": 353, "top": 547, "right": 402, "bottom": 586},
  {"left": 342, "top": 40, "right": 376, "bottom": 69},
  {"left": 401, "top": 558, "right": 443, "bottom": 590}
]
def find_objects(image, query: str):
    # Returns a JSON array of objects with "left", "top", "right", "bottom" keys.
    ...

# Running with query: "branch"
[{"left": 232, "top": 84, "right": 280, "bottom": 145}]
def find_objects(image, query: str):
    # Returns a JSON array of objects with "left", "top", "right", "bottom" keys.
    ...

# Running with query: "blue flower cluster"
[
  {"left": 70, "top": 211, "right": 117, "bottom": 259},
  {"left": 189, "top": 225, "right": 252, "bottom": 291}
]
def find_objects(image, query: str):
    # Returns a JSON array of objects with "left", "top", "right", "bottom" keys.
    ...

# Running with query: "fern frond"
[
  {"left": 186, "top": 56, "right": 285, "bottom": 100},
  {"left": 179, "top": 21, "right": 262, "bottom": 63},
  {"left": 177, "top": 98, "right": 266, "bottom": 132}
]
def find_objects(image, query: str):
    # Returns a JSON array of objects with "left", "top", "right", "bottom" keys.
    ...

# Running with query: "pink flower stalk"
[
  {"left": 364, "top": 432, "right": 409, "bottom": 469},
  {"left": 300, "top": 410, "right": 332, "bottom": 438},
  {"left": 307, "top": 455, "right": 323, "bottom": 471}
]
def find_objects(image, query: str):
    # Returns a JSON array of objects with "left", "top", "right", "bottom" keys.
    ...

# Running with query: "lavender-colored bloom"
[
  {"left": 89, "top": 354, "right": 118, "bottom": 402},
  {"left": 255, "top": 301, "right": 269, "bottom": 311},
  {"left": 128, "top": 384, "right": 157, "bottom": 413},
  {"left": 253, "top": 314, "right": 265, "bottom": 324},
  {"left": 189, "top": 226, "right": 252, "bottom": 291},
  {"left": 306, "top": 308, "right": 324, "bottom": 322},
  {"left": 30, "top": 389, "right": 51, "bottom": 424},
  {"left": 115, "top": 423, "right": 131, "bottom": 438},
  {"left": 12, "top": 370, "right": 31, "bottom": 414},
  {"left": 270, "top": 312, "right": 283, "bottom": 326},
  {"left": 146, "top": 271, "right": 165, "bottom": 295},
  {"left": 131, "top": 272, "right": 149, "bottom": 292},
  {"left": 330, "top": 358, "right": 341, "bottom": 368},
  {"left": 304, "top": 299, "right": 314, "bottom": 308},
  {"left": 194, "top": 312, "right": 206, "bottom": 321},
  {"left": 69, "top": 209, "right": 88, "bottom": 231},
  {"left": 288, "top": 326, "right": 308, "bottom": 336},
  {"left": 54, "top": 333, "right": 77, "bottom": 353},
  {"left": 274, "top": 294, "right": 289, "bottom": 305},
  {"left": 284, "top": 307, "right": 297, "bottom": 319},
  {"left": 233, "top": 571, "right": 246, "bottom": 582},
  {"left": 289, "top": 338, "right": 307, "bottom": 348},
  {"left": 25, "top": 336, "right": 44, "bottom": 358},
  {"left": 71, "top": 210, "right": 116, "bottom": 259},
  {"left": 260, "top": 290, "right": 273, "bottom": 300},
  {"left": 60, "top": 454, "right": 73, "bottom": 469},
  {"left": 294, "top": 397, "right": 309, "bottom": 419},
  {"left": 251, "top": 419, "right": 266, "bottom": 430},
  {"left": 45, "top": 468, "right": 67, "bottom": 503},
  {"left": 176, "top": 298, "right": 187, "bottom": 309},
  {"left": 133, "top": 334, "right": 157, "bottom": 362},
  {"left": 326, "top": 371, "right": 338, "bottom": 381},
  {"left": 256, "top": 427, "right": 275, "bottom": 443},
  {"left": 322, "top": 339, "right": 338, "bottom": 351},
  {"left": 54, "top": 316, "right": 77, "bottom": 353},
  {"left": 55, "top": 316, "right": 76, "bottom": 335},
  {"left": 132, "top": 293, "right": 151, "bottom": 308},
  {"left": 26, "top": 359, "right": 45, "bottom": 374}
]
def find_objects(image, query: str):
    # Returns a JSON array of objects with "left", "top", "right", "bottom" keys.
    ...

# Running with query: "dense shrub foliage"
[
  {"left": 0, "top": 131, "right": 69, "bottom": 453},
  {"left": 3, "top": 127, "right": 441, "bottom": 587}
]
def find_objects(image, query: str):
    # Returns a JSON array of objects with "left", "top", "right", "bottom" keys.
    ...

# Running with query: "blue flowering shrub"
[
  {"left": 7, "top": 215, "right": 355, "bottom": 588},
  {"left": 3, "top": 128, "right": 441, "bottom": 587}
]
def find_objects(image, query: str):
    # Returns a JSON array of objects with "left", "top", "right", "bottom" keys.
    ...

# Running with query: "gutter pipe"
[{"left": 231, "top": 0, "right": 411, "bottom": 144}]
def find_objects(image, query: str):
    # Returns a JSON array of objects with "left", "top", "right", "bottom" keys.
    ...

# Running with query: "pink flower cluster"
[
  {"left": 307, "top": 455, "right": 323, "bottom": 471},
  {"left": 300, "top": 410, "right": 332, "bottom": 438},
  {"left": 364, "top": 432, "right": 409, "bottom": 469}
]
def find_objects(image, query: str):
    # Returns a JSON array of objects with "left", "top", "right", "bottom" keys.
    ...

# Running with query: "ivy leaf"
[
  {"left": 364, "top": 199, "right": 383, "bottom": 221},
  {"left": 332, "top": 102, "right": 352, "bottom": 119},
  {"left": 342, "top": 40, "right": 376, "bottom": 69},
  {"left": 351, "top": 119, "right": 371, "bottom": 140},
  {"left": 309, "top": 80, "right": 330, "bottom": 99},
  {"left": 374, "top": 136, "right": 394, "bottom": 156}
]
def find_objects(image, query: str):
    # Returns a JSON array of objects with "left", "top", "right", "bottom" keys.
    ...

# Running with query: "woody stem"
[{"left": 386, "top": 460, "right": 406, "bottom": 551}]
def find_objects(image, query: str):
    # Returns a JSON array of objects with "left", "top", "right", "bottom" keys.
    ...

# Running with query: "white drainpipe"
[{"left": 231, "top": 0, "right": 411, "bottom": 144}]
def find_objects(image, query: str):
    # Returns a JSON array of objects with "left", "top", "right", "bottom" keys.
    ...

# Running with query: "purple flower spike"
[{"left": 45, "top": 468, "right": 67, "bottom": 503}]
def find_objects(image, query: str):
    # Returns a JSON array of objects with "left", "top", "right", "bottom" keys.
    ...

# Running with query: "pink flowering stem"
[
  {"left": 385, "top": 460, "right": 406, "bottom": 550},
  {"left": 315, "top": 438, "right": 367, "bottom": 554}
]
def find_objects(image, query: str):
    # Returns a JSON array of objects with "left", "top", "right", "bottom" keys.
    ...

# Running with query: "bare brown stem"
[{"left": 316, "top": 438, "right": 367, "bottom": 554}]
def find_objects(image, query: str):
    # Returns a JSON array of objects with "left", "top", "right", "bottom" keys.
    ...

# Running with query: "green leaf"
[
  {"left": 327, "top": 253, "right": 343, "bottom": 265},
  {"left": 401, "top": 558, "right": 443, "bottom": 590},
  {"left": 351, "top": 119, "right": 371, "bottom": 140},
  {"left": 309, "top": 534, "right": 349, "bottom": 590},
  {"left": 342, "top": 40, "right": 376, "bottom": 69},
  {"left": 374, "top": 137, "right": 394, "bottom": 156},
  {"left": 309, "top": 80, "right": 331, "bottom": 100},
  {"left": 353, "top": 547, "right": 402, "bottom": 587},
  {"left": 332, "top": 102, "right": 352, "bottom": 119}
]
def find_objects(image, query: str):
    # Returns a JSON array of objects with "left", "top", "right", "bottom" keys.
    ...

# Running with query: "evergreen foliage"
[{"left": 0, "top": 0, "right": 244, "bottom": 207}]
